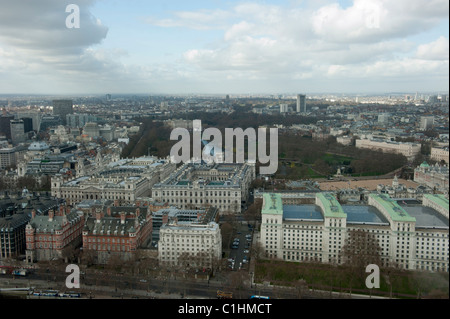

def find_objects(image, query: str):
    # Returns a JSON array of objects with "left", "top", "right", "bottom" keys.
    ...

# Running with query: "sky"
[{"left": 0, "top": 0, "right": 448, "bottom": 95}]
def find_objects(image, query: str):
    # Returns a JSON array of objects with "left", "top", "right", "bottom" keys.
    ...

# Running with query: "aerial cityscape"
[{"left": 0, "top": 0, "right": 448, "bottom": 308}]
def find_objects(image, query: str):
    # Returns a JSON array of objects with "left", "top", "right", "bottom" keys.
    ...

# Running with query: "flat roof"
[
  {"left": 283, "top": 205, "right": 324, "bottom": 221},
  {"left": 398, "top": 204, "right": 449, "bottom": 228},
  {"left": 343, "top": 205, "right": 389, "bottom": 225}
]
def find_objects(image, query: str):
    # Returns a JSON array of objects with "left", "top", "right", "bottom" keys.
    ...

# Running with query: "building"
[
  {"left": 280, "top": 104, "right": 289, "bottom": 113},
  {"left": 0, "top": 115, "right": 14, "bottom": 140},
  {"left": 52, "top": 156, "right": 176, "bottom": 205},
  {"left": 52, "top": 100, "right": 73, "bottom": 125},
  {"left": 420, "top": 116, "right": 434, "bottom": 131},
  {"left": 259, "top": 192, "right": 449, "bottom": 272},
  {"left": 296, "top": 94, "right": 306, "bottom": 113},
  {"left": 81, "top": 203, "right": 153, "bottom": 264},
  {"left": 0, "top": 191, "right": 61, "bottom": 260},
  {"left": 10, "top": 119, "right": 26, "bottom": 145},
  {"left": 25, "top": 206, "right": 84, "bottom": 263},
  {"left": 0, "top": 146, "right": 27, "bottom": 170},
  {"left": 0, "top": 212, "right": 30, "bottom": 259},
  {"left": 355, "top": 138, "right": 421, "bottom": 160},
  {"left": 66, "top": 113, "right": 98, "bottom": 128},
  {"left": 83, "top": 122, "right": 100, "bottom": 139},
  {"left": 158, "top": 221, "right": 222, "bottom": 269},
  {"left": 151, "top": 206, "right": 219, "bottom": 244},
  {"left": 152, "top": 162, "right": 255, "bottom": 214},
  {"left": 431, "top": 147, "right": 449, "bottom": 164},
  {"left": 414, "top": 161, "right": 449, "bottom": 192}
]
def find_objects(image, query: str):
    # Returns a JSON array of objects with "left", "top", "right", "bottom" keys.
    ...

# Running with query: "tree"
[{"left": 340, "top": 229, "right": 382, "bottom": 285}]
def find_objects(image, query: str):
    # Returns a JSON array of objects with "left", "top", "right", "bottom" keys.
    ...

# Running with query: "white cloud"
[{"left": 416, "top": 36, "right": 449, "bottom": 60}]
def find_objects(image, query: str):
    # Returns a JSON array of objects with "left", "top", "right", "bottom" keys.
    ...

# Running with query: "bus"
[{"left": 250, "top": 295, "right": 270, "bottom": 299}]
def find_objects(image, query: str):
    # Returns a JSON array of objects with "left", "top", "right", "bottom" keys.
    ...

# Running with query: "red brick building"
[
  {"left": 81, "top": 203, "right": 153, "bottom": 264},
  {"left": 25, "top": 205, "right": 84, "bottom": 263}
]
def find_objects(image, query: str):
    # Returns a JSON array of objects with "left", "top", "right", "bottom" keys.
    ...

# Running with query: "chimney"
[
  {"left": 96, "top": 211, "right": 102, "bottom": 223},
  {"left": 48, "top": 210, "right": 54, "bottom": 222},
  {"left": 114, "top": 200, "right": 119, "bottom": 207},
  {"left": 107, "top": 207, "right": 112, "bottom": 216},
  {"left": 136, "top": 208, "right": 140, "bottom": 218},
  {"left": 31, "top": 209, "right": 36, "bottom": 219},
  {"left": 120, "top": 212, "right": 126, "bottom": 224},
  {"left": 136, "top": 200, "right": 140, "bottom": 207},
  {"left": 59, "top": 205, "right": 65, "bottom": 216}
]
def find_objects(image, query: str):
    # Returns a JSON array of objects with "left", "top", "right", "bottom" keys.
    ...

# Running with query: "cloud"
[{"left": 416, "top": 36, "right": 449, "bottom": 60}]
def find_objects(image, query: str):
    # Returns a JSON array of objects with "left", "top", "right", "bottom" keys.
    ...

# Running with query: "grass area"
[
  {"left": 322, "top": 153, "right": 353, "bottom": 166},
  {"left": 254, "top": 259, "right": 449, "bottom": 298}
]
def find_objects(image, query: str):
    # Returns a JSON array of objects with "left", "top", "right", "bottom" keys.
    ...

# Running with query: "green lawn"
[{"left": 254, "top": 259, "right": 449, "bottom": 298}]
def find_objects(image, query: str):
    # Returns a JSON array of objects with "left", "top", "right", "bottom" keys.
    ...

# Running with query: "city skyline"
[{"left": 0, "top": 0, "right": 448, "bottom": 95}]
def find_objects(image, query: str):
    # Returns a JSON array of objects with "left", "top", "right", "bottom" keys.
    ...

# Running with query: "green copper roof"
[
  {"left": 316, "top": 193, "right": 346, "bottom": 218},
  {"left": 261, "top": 193, "right": 283, "bottom": 215},
  {"left": 423, "top": 194, "right": 449, "bottom": 211},
  {"left": 369, "top": 194, "right": 415, "bottom": 222}
]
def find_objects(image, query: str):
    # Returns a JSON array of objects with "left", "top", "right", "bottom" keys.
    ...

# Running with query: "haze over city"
[{"left": 0, "top": 0, "right": 448, "bottom": 95}]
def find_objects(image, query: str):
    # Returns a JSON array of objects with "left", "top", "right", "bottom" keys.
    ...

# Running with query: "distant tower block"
[
  {"left": 296, "top": 94, "right": 306, "bottom": 113},
  {"left": 52, "top": 99, "right": 73, "bottom": 125}
]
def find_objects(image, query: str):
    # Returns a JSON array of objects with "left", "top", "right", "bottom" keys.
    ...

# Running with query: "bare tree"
[{"left": 340, "top": 229, "right": 382, "bottom": 283}]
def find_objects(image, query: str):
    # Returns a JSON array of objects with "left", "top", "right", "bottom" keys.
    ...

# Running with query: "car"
[
  {"left": 243, "top": 249, "right": 249, "bottom": 254},
  {"left": 139, "top": 279, "right": 147, "bottom": 283},
  {"left": 232, "top": 245, "right": 238, "bottom": 249},
  {"left": 227, "top": 258, "right": 235, "bottom": 262}
]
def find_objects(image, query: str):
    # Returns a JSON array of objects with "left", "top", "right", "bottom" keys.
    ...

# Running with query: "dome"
[
  {"left": 28, "top": 141, "right": 50, "bottom": 151},
  {"left": 420, "top": 161, "right": 430, "bottom": 168}
]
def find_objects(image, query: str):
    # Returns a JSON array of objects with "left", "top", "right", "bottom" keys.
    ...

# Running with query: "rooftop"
[
  {"left": 262, "top": 193, "right": 283, "bottom": 215},
  {"left": 343, "top": 205, "right": 389, "bottom": 225},
  {"left": 316, "top": 193, "right": 346, "bottom": 218},
  {"left": 369, "top": 194, "right": 416, "bottom": 222}
]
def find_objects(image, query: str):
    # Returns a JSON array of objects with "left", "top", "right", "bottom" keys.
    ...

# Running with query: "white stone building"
[
  {"left": 259, "top": 192, "right": 449, "bottom": 272},
  {"left": 158, "top": 221, "right": 222, "bottom": 268}
]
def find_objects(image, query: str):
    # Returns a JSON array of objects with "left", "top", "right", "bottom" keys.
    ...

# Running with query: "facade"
[
  {"left": 431, "top": 147, "right": 449, "bottom": 164},
  {"left": 10, "top": 119, "right": 26, "bottom": 145},
  {"left": 66, "top": 113, "right": 98, "bottom": 128},
  {"left": 52, "top": 100, "right": 73, "bottom": 125},
  {"left": 158, "top": 221, "right": 222, "bottom": 268},
  {"left": 25, "top": 207, "right": 84, "bottom": 262},
  {"left": 355, "top": 138, "right": 421, "bottom": 160},
  {"left": 296, "top": 94, "right": 306, "bottom": 113},
  {"left": 152, "top": 162, "right": 255, "bottom": 214},
  {"left": 0, "top": 212, "right": 30, "bottom": 259},
  {"left": 81, "top": 203, "right": 153, "bottom": 264},
  {"left": 52, "top": 156, "right": 175, "bottom": 205},
  {"left": 259, "top": 192, "right": 449, "bottom": 272},
  {"left": 414, "top": 162, "right": 449, "bottom": 192}
]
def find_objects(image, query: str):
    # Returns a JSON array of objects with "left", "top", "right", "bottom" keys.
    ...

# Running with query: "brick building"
[
  {"left": 81, "top": 203, "right": 153, "bottom": 264},
  {"left": 25, "top": 205, "right": 84, "bottom": 263}
]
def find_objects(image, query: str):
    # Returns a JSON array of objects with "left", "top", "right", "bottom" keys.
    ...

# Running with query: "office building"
[
  {"left": 158, "top": 221, "right": 222, "bottom": 268},
  {"left": 296, "top": 94, "right": 306, "bottom": 113},
  {"left": 152, "top": 162, "right": 255, "bottom": 214},
  {"left": 10, "top": 119, "right": 26, "bottom": 144},
  {"left": 420, "top": 116, "right": 434, "bottom": 131},
  {"left": 52, "top": 100, "right": 73, "bottom": 125},
  {"left": 259, "top": 192, "right": 449, "bottom": 272},
  {"left": 0, "top": 115, "right": 14, "bottom": 140}
]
